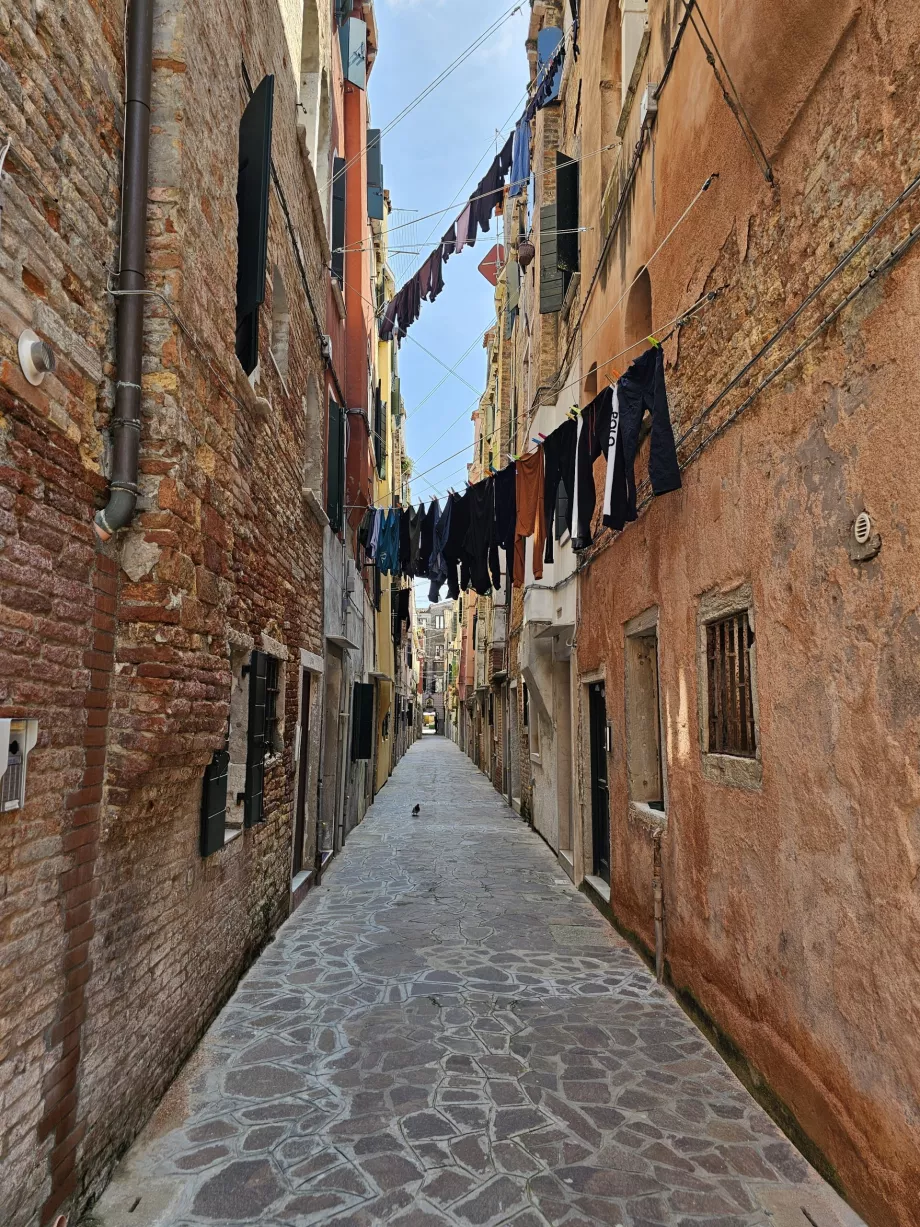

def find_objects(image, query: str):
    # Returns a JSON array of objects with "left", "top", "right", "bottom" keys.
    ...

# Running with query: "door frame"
[{"left": 291, "top": 649, "right": 325, "bottom": 908}]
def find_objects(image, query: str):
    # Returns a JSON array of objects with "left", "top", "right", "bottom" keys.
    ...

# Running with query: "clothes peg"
[
  {"left": 538, "top": 432, "right": 547, "bottom": 440},
  {"left": 647, "top": 336, "right": 660, "bottom": 347}
]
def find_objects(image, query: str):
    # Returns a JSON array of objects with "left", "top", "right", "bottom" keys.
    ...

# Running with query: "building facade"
[
  {"left": 416, "top": 600, "right": 452, "bottom": 732},
  {"left": 0, "top": 1, "right": 414, "bottom": 1224},
  {"left": 459, "top": 2, "right": 920, "bottom": 1224}
]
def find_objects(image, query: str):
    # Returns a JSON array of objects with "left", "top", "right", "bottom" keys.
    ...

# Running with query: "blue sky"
[{"left": 369, "top": 0, "right": 529, "bottom": 607}]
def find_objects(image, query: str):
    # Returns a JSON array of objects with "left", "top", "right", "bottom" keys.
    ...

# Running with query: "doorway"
[
  {"left": 555, "top": 660, "right": 573, "bottom": 857},
  {"left": 293, "top": 670, "right": 311, "bottom": 877},
  {"left": 588, "top": 680, "right": 610, "bottom": 883}
]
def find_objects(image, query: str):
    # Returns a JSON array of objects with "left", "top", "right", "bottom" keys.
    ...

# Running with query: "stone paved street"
[{"left": 90, "top": 738, "right": 862, "bottom": 1227}]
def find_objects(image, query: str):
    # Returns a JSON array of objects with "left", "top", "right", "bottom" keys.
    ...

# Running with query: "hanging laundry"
[
  {"left": 514, "top": 448, "right": 546, "bottom": 585},
  {"left": 571, "top": 387, "right": 610, "bottom": 549},
  {"left": 427, "top": 494, "right": 452, "bottom": 602},
  {"left": 509, "top": 117, "right": 531, "bottom": 199},
  {"left": 542, "top": 417, "right": 577, "bottom": 562},
  {"left": 440, "top": 221, "right": 457, "bottom": 261},
  {"left": 357, "top": 505, "right": 376, "bottom": 555},
  {"left": 368, "top": 507, "right": 382, "bottom": 560},
  {"left": 379, "top": 296, "right": 399, "bottom": 342},
  {"left": 464, "top": 478, "right": 497, "bottom": 596},
  {"left": 376, "top": 508, "right": 400, "bottom": 575},
  {"left": 493, "top": 461, "right": 517, "bottom": 559},
  {"left": 420, "top": 498, "right": 439, "bottom": 574},
  {"left": 408, "top": 502, "right": 424, "bottom": 575},
  {"left": 443, "top": 490, "right": 470, "bottom": 600},
  {"left": 603, "top": 346, "right": 681, "bottom": 531}
]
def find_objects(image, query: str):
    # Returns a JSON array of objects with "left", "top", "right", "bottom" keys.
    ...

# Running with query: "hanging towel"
[{"left": 514, "top": 448, "right": 546, "bottom": 585}]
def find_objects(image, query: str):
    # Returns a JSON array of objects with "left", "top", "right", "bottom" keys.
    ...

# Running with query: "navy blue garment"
[
  {"left": 427, "top": 497, "right": 451, "bottom": 601},
  {"left": 602, "top": 345, "right": 680, "bottom": 532},
  {"left": 420, "top": 499, "right": 439, "bottom": 576},
  {"left": 493, "top": 463, "right": 517, "bottom": 552},
  {"left": 464, "top": 478, "right": 496, "bottom": 596},
  {"left": 509, "top": 118, "right": 530, "bottom": 198}
]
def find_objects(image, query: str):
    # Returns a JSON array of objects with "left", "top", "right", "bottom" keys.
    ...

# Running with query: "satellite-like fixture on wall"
[{"left": 18, "top": 329, "right": 55, "bottom": 386}]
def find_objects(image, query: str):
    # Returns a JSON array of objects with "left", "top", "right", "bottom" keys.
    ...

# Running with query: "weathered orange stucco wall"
[{"left": 572, "top": 2, "right": 920, "bottom": 1224}]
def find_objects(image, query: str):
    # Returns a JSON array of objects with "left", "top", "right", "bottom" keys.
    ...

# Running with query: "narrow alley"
[{"left": 91, "top": 738, "right": 860, "bottom": 1227}]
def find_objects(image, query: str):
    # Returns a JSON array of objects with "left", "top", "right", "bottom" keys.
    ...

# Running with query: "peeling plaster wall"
[{"left": 571, "top": 2, "right": 920, "bottom": 1223}]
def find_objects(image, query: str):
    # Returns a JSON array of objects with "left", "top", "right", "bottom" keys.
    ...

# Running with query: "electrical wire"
[{"left": 330, "top": 2, "right": 525, "bottom": 190}]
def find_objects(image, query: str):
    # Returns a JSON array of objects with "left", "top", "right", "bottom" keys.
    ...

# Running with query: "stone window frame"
[{"left": 696, "top": 583, "right": 763, "bottom": 791}]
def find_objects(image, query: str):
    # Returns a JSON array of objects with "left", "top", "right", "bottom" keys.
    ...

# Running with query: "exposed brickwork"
[{"left": 0, "top": 0, "right": 332, "bottom": 1222}]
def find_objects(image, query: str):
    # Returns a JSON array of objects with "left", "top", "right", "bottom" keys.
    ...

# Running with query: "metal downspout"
[{"left": 94, "top": 0, "right": 154, "bottom": 541}]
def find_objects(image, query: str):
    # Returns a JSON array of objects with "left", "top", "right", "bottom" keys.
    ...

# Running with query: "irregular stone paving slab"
[{"left": 88, "top": 739, "right": 865, "bottom": 1227}]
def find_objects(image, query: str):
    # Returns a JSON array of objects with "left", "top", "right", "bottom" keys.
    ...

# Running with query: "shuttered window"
[
  {"left": 373, "top": 383, "right": 386, "bottom": 477},
  {"left": 326, "top": 397, "right": 345, "bottom": 532},
  {"left": 556, "top": 151, "right": 580, "bottom": 274},
  {"left": 367, "top": 128, "right": 384, "bottom": 221},
  {"left": 339, "top": 17, "right": 367, "bottom": 90},
  {"left": 200, "top": 741, "right": 230, "bottom": 856},
  {"left": 235, "top": 75, "right": 275, "bottom": 375},
  {"left": 706, "top": 613, "right": 757, "bottom": 757},
  {"left": 331, "top": 156, "right": 347, "bottom": 284},
  {"left": 351, "top": 682, "right": 375, "bottom": 761},
  {"left": 244, "top": 650, "right": 277, "bottom": 827},
  {"left": 539, "top": 202, "right": 565, "bottom": 314}
]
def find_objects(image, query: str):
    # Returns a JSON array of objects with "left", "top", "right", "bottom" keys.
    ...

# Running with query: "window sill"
[
  {"left": 627, "top": 800, "right": 667, "bottom": 833},
  {"left": 303, "top": 486, "right": 330, "bottom": 527},
  {"left": 701, "top": 752, "right": 762, "bottom": 791},
  {"left": 332, "top": 279, "right": 346, "bottom": 321},
  {"left": 224, "top": 824, "right": 243, "bottom": 846}
]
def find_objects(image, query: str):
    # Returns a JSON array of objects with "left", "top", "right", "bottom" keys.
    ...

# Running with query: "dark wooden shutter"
[
  {"left": 200, "top": 742, "right": 229, "bottom": 856},
  {"left": 351, "top": 682, "right": 375, "bottom": 760},
  {"left": 235, "top": 75, "right": 274, "bottom": 375},
  {"left": 244, "top": 650, "right": 269, "bottom": 827},
  {"left": 374, "top": 383, "right": 386, "bottom": 476},
  {"left": 326, "top": 397, "right": 344, "bottom": 532},
  {"left": 331, "top": 157, "right": 347, "bottom": 284},
  {"left": 556, "top": 152, "right": 580, "bottom": 273},
  {"left": 367, "top": 128, "right": 384, "bottom": 220},
  {"left": 539, "top": 202, "right": 564, "bottom": 314}
]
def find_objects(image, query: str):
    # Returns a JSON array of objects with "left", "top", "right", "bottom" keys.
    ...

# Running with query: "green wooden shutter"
[
  {"left": 200, "top": 742, "right": 229, "bottom": 855},
  {"left": 367, "top": 128, "right": 384, "bottom": 221},
  {"left": 331, "top": 157, "right": 347, "bottom": 284},
  {"left": 326, "top": 397, "right": 344, "bottom": 532},
  {"left": 539, "top": 202, "right": 564, "bottom": 314},
  {"left": 351, "top": 682, "right": 374, "bottom": 760},
  {"left": 556, "top": 152, "right": 580, "bottom": 273},
  {"left": 244, "top": 650, "right": 269, "bottom": 827},
  {"left": 235, "top": 75, "right": 275, "bottom": 374}
]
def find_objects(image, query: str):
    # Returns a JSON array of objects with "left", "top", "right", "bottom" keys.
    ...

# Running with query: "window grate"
[
  {"left": 2, "top": 743, "right": 24, "bottom": 811},
  {"left": 706, "top": 612, "right": 756, "bottom": 757}
]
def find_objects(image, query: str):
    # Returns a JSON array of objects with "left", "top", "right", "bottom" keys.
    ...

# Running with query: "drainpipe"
[
  {"left": 94, "top": 0, "right": 155, "bottom": 541},
  {"left": 653, "top": 833, "right": 664, "bottom": 983}
]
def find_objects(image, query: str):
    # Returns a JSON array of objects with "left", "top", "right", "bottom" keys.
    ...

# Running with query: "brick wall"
[{"left": 0, "top": 0, "right": 331, "bottom": 1222}]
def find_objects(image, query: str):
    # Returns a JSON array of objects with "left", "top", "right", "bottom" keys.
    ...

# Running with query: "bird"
[{"left": 411, "top": 804, "right": 421, "bottom": 816}]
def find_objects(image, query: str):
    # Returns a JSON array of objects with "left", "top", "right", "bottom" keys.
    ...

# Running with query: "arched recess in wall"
[
  {"left": 298, "top": 1, "right": 322, "bottom": 167},
  {"left": 626, "top": 266, "right": 652, "bottom": 351},
  {"left": 584, "top": 361, "right": 598, "bottom": 401},
  {"left": 303, "top": 375, "right": 323, "bottom": 492},
  {"left": 599, "top": 1, "right": 623, "bottom": 191}
]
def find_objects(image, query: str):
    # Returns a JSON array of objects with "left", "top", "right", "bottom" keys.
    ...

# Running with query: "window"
[
  {"left": 625, "top": 608, "right": 664, "bottom": 811},
  {"left": 435, "top": 645, "right": 443, "bottom": 659},
  {"left": 706, "top": 613, "right": 756, "bottom": 756},
  {"left": 270, "top": 266, "right": 290, "bottom": 380},
  {"left": 326, "top": 396, "right": 345, "bottom": 532},
  {"left": 351, "top": 682, "right": 374, "bottom": 760},
  {"left": 556, "top": 152, "right": 580, "bottom": 277},
  {"left": 331, "top": 155, "right": 347, "bottom": 284},
  {"left": 367, "top": 127, "right": 385, "bottom": 220},
  {"left": 236, "top": 76, "right": 275, "bottom": 376},
  {"left": 436, "top": 614, "right": 444, "bottom": 629},
  {"left": 698, "top": 586, "right": 760, "bottom": 787}
]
